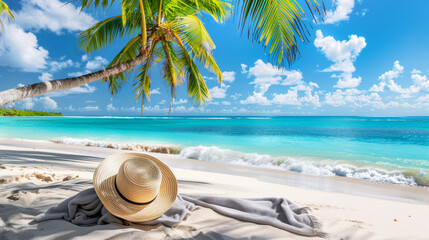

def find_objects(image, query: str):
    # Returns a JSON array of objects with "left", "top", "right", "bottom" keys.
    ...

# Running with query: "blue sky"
[{"left": 1, "top": 0, "right": 429, "bottom": 116}]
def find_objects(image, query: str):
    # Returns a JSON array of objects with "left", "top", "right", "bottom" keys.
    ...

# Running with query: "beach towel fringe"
[
  {"left": 298, "top": 206, "right": 312, "bottom": 214},
  {"left": 315, "top": 229, "right": 331, "bottom": 239}
]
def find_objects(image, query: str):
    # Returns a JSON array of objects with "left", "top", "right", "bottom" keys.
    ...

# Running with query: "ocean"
[{"left": 1, "top": 116, "right": 428, "bottom": 186}]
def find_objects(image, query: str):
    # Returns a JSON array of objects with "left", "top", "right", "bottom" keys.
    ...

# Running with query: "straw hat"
[{"left": 93, "top": 153, "right": 178, "bottom": 222}]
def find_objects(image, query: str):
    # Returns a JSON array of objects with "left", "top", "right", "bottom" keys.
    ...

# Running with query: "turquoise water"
[{"left": 1, "top": 116, "right": 428, "bottom": 185}]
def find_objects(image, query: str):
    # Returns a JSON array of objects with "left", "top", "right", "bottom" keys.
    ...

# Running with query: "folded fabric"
[{"left": 35, "top": 188, "right": 328, "bottom": 238}]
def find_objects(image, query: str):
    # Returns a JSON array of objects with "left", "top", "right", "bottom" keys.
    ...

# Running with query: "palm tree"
[
  {"left": 0, "top": 0, "right": 14, "bottom": 30},
  {"left": 0, "top": 0, "right": 326, "bottom": 114}
]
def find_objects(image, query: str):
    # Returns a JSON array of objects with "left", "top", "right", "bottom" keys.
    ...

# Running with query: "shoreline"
[
  {"left": 1, "top": 140, "right": 429, "bottom": 239},
  {"left": 2, "top": 139, "right": 428, "bottom": 204}
]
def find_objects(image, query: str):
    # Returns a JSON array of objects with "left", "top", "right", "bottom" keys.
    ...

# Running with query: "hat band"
[{"left": 114, "top": 177, "right": 158, "bottom": 206}]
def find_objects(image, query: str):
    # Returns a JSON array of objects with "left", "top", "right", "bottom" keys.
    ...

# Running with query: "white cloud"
[
  {"left": 40, "top": 96, "right": 58, "bottom": 110},
  {"left": 21, "top": 98, "right": 35, "bottom": 109},
  {"left": 151, "top": 88, "right": 161, "bottom": 95},
  {"left": 221, "top": 101, "right": 231, "bottom": 105},
  {"left": 324, "top": 0, "right": 355, "bottom": 24},
  {"left": 173, "top": 99, "right": 187, "bottom": 105},
  {"left": 240, "top": 91, "right": 271, "bottom": 105},
  {"left": 369, "top": 61, "right": 428, "bottom": 98},
  {"left": 333, "top": 73, "right": 361, "bottom": 88},
  {"left": 0, "top": 23, "right": 49, "bottom": 72},
  {"left": 412, "top": 72, "right": 429, "bottom": 92},
  {"left": 38, "top": 72, "right": 53, "bottom": 82},
  {"left": 81, "top": 106, "right": 99, "bottom": 111},
  {"left": 106, "top": 103, "right": 117, "bottom": 111},
  {"left": 85, "top": 56, "right": 108, "bottom": 70},
  {"left": 314, "top": 30, "right": 366, "bottom": 88},
  {"left": 324, "top": 89, "right": 381, "bottom": 107},
  {"left": 241, "top": 60, "right": 311, "bottom": 106},
  {"left": 241, "top": 64, "right": 248, "bottom": 74},
  {"left": 272, "top": 90, "right": 301, "bottom": 105},
  {"left": 411, "top": 69, "right": 421, "bottom": 74},
  {"left": 15, "top": 0, "right": 97, "bottom": 34},
  {"left": 222, "top": 71, "right": 236, "bottom": 82},
  {"left": 209, "top": 84, "right": 229, "bottom": 98},
  {"left": 231, "top": 93, "right": 242, "bottom": 100},
  {"left": 49, "top": 59, "right": 75, "bottom": 72},
  {"left": 64, "top": 105, "right": 75, "bottom": 111},
  {"left": 159, "top": 100, "right": 166, "bottom": 104}
]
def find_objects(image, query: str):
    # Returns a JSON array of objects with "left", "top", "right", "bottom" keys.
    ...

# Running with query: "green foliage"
[
  {"left": 0, "top": 0, "right": 14, "bottom": 31},
  {"left": 75, "top": 0, "right": 324, "bottom": 115},
  {"left": 0, "top": 108, "right": 63, "bottom": 117},
  {"left": 236, "top": 0, "right": 325, "bottom": 66}
]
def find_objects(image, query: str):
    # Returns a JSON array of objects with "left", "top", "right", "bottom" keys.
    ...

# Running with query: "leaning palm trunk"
[{"left": 0, "top": 41, "right": 153, "bottom": 107}]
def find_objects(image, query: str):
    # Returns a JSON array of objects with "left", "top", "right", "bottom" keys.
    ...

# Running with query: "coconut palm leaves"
[
  {"left": 76, "top": 0, "right": 324, "bottom": 115},
  {"left": 0, "top": 0, "right": 14, "bottom": 31},
  {"left": 236, "top": 0, "right": 325, "bottom": 66}
]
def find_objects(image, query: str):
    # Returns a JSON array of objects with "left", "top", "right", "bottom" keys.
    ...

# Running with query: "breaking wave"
[
  {"left": 180, "top": 145, "right": 429, "bottom": 186},
  {"left": 10, "top": 138, "right": 429, "bottom": 186}
]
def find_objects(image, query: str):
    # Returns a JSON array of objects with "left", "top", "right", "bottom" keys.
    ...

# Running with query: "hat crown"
[{"left": 116, "top": 158, "right": 162, "bottom": 203}]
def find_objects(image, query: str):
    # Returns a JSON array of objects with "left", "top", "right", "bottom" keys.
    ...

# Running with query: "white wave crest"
[
  {"left": 52, "top": 137, "right": 181, "bottom": 154},
  {"left": 180, "top": 145, "right": 417, "bottom": 185}
]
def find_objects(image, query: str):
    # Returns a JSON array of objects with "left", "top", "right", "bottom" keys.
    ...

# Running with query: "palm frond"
[
  {"left": 134, "top": 41, "right": 158, "bottom": 114},
  {"left": 78, "top": 15, "right": 138, "bottom": 52},
  {"left": 235, "top": 0, "right": 325, "bottom": 66},
  {"left": 172, "top": 15, "right": 222, "bottom": 81},
  {"left": 0, "top": 0, "right": 14, "bottom": 31},
  {"left": 161, "top": 41, "right": 183, "bottom": 114},
  {"left": 0, "top": 1, "right": 14, "bottom": 19},
  {"left": 178, "top": 47, "right": 211, "bottom": 104},
  {"left": 101, "top": 35, "right": 141, "bottom": 96}
]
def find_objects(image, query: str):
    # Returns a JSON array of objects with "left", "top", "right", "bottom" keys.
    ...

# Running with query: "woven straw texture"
[{"left": 93, "top": 153, "right": 178, "bottom": 222}]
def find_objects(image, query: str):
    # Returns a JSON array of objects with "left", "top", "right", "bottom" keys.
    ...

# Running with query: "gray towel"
[{"left": 35, "top": 188, "right": 328, "bottom": 238}]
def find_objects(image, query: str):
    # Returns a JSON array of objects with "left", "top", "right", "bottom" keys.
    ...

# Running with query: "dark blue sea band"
[{"left": 114, "top": 176, "right": 158, "bottom": 206}]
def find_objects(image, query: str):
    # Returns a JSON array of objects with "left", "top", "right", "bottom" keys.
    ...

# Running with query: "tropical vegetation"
[
  {"left": 0, "top": 0, "right": 326, "bottom": 115},
  {"left": 0, "top": 0, "right": 14, "bottom": 31},
  {"left": 0, "top": 107, "right": 63, "bottom": 116}
]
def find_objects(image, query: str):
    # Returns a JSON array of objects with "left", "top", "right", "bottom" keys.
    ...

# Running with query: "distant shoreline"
[{"left": 0, "top": 107, "right": 63, "bottom": 117}]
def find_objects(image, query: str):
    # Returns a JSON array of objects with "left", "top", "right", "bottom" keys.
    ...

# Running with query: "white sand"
[{"left": 1, "top": 140, "right": 429, "bottom": 239}]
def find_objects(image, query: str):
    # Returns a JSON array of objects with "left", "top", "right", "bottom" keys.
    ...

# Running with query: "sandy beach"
[{"left": 1, "top": 139, "right": 429, "bottom": 240}]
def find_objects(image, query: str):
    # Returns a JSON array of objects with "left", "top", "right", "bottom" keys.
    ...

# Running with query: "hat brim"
[{"left": 93, "top": 153, "right": 178, "bottom": 222}]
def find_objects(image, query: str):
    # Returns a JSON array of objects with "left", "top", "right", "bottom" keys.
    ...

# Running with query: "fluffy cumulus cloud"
[
  {"left": 106, "top": 103, "right": 117, "bottom": 111},
  {"left": 240, "top": 60, "right": 320, "bottom": 106},
  {"left": 314, "top": 30, "right": 366, "bottom": 88},
  {"left": 40, "top": 96, "right": 58, "bottom": 110},
  {"left": 49, "top": 58, "right": 76, "bottom": 72},
  {"left": 0, "top": 0, "right": 96, "bottom": 72},
  {"left": 15, "top": 96, "right": 58, "bottom": 110},
  {"left": 173, "top": 99, "right": 187, "bottom": 105},
  {"left": 222, "top": 71, "right": 236, "bottom": 82},
  {"left": 324, "top": 0, "right": 355, "bottom": 24},
  {"left": 370, "top": 61, "right": 429, "bottom": 98},
  {"left": 39, "top": 72, "right": 53, "bottom": 82},
  {"left": 209, "top": 84, "right": 230, "bottom": 99},
  {"left": 0, "top": 23, "right": 49, "bottom": 71},
  {"left": 15, "top": 0, "right": 97, "bottom": 34},
  {"left": 151, "top": 88, "right": 161, "bottom": 95},
  {"left": 241, "top": 64, "right": 248, "bottom": 74},
  {"left": 85, "top": 56, "right": 109, "bottom": 70}
]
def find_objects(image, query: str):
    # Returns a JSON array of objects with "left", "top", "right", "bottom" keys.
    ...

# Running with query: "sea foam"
[
  {"left": 51, "top": 137, "right": 181, "bottom": 154},
  {"left": 180, "top": 145, "right": 419, "bottom": 186},
  {"left": 9, "top": 137, "right": 424, "bottom": 186}
]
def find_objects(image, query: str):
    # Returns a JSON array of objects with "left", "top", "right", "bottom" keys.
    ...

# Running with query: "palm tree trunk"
[{"left": 0, "top": 40, "right": 153, "bottom": 107}]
